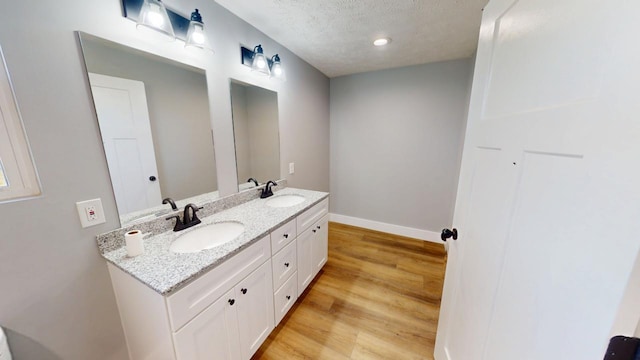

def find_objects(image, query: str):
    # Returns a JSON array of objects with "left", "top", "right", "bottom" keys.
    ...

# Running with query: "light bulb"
[
  {"left": 147, "top": 4, "right": 164, "bottom": 26},
  {"left": 136, "top": 0, "right": 175, "bottom": 41},
  {"left": 191, "top": 28, "right": 205, "bottom": 44}
]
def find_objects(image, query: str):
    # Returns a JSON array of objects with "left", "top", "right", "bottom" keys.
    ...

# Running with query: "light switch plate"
[
  {"left": 289, "top": 162, "right": 295, "bottom": 174},
  {"left": 76, "top": 198, "right": 106, "bottom": 228}
]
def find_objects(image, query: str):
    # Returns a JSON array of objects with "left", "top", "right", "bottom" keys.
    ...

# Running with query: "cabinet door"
[
  {"left": 236, "top": 260, "right": 274, "bottom": 360},
  {"left": 173, "top": 289, "right": 241, "bottom": 360},
  {"left": 296, "top": 226, "right": 314, "bottom": 296},
  {"left": 312, "top": 214, "right": 329, "bottom": 275}
]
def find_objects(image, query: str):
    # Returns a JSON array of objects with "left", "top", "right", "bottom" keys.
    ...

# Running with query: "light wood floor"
[{"left": 253, "top": 222, "right": 447, "bottom": 360}]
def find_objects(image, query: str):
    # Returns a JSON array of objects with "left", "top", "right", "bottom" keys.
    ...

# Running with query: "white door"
[
  {"left": 89, "top": 73, "right": 161, "bottom": 215},
  {"left": 236, "top": 260, "right": 274, "bottom": 360},
  {"left": 435, "top": 0, "right": 640, "bottom": 359},
  {"left": 173, "top": 289, "right": 241, "bottom": 360}
]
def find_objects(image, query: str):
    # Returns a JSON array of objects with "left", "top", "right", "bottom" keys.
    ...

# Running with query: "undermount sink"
[
  {"left": 265, "top": 194, "right": 306, "bottom": 208},
  {"left": 170, "top": 221, "right": 245, "bottom": 253}
]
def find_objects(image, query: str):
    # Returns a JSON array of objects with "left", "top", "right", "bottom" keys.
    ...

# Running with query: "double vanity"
[
  {"left": 79, "top": 30, "right": 324, "bottom": 360},
  {"left": 98, "top": 187, "right": 329, "bottom": 360}
]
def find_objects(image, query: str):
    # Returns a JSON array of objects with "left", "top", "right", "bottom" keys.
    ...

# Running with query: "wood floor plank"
[{"left": 252, "top": 222, "right": 446, "bottom": 360}]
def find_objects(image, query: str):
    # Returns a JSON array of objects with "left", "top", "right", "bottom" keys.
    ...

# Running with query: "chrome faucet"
[
  {"left": 166, "top": 203, "right": 203, "bottom": 232},
  {"left": 260, "top": 180, "right": 278, "bottom": 199}
]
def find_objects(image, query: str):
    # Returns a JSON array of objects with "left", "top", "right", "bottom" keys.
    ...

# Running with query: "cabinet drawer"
[
  {"left": 166, "top": 235, "right": 271, "bottom": 331},
  {"left": 297, "top": 198, "right": 328, "bottom": 233},
  {"left": 273, "top": 272, "right": 298, "bottom": 326},
  {"left": 272, "top": 240, "right": 297, "bottom": 290},
  {"left": 270, "top": 218, "right": 296, "bottom": 255}
]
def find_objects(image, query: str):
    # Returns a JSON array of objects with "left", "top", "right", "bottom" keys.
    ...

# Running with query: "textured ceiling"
[{"left": 214, "top": 0, "right": 488, "bottom": 77}]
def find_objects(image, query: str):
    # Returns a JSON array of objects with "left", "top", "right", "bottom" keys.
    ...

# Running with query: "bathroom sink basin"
[
  {"left": 170, "top": 221, "right": 245, "bottom": 253},
  {"left": 265, "top": 194, "right": 306, "bottom": 208}
]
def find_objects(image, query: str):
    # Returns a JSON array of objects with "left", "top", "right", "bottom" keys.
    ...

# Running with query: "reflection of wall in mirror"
[
  {"left": 83, "top": 39, "right": 217, "bottom": 201},
  {"left": 231, "top": 83, "right": 251, "bottom": 182},
  {"left": 231, "top": 83, "right": 280, "bottom": 184}
]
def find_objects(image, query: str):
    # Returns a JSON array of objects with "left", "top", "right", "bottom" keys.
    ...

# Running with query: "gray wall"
[
  {"left": 231, "top": 84, "right": 251, "bottom": 182},
  {"left": 330, "top": 59, "right": 472, "bottom": 234},
  {"left": 82, "top": 37, "right": 218, "bottom": 201},
  {"left": 0, "top": 0, "right": 329, "bottom": 359}
]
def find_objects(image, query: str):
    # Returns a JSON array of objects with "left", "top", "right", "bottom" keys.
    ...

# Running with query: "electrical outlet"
[
  {"left": 76, "top": 198, "right": 106, "bottom": 228},
  {"left": 85, "top": 206, "right": 97, "bottom": 221},
  {"left": 289, "top": 162, "right": 295, "bottom": 174}
]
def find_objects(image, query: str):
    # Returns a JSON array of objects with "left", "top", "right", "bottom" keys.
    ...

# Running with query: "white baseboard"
[{"left": 329, "top": 213, "right": 442, "bottom": 244}]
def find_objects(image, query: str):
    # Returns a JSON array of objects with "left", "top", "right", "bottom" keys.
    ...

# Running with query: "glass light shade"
[
  {"left": 251, "top": 45, "right": 271, "bottom": 76},
  {"left": 137, "top": 0, "right": 175, "bottom": 40},
  {"left": 186, "top": 22, "right": 205, "bottom": 46},
  {"left": 185, "top": 9, "right": 212, "bottom": 51},
  {"left": 270, "top": 55, "right": 286, "bottom": 81}
]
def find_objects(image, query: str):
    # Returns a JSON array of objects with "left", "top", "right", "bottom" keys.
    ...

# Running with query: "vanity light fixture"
[
  {"left": 269, "top": 54, "right": 286, "bottom": 81},
  {"left": 136, "top": 0, "right": 175, "bottom": 40},
  {"left": 122, "top": 0, "right": 213, "bottom": 50},
  {"left": 240, "top": 45, "right": 284, "bottom": 80}
]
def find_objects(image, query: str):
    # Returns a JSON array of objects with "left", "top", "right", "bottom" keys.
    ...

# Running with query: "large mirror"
[
  {"left": 78, "top": 33, "right": 219, "bottom": 225},
  {"left": 230, "top": 80, "right": 280, "bottom": 191}
]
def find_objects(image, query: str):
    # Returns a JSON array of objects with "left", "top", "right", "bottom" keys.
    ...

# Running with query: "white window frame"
[{"left": 0, "top": 44, "right": 41, "bottom": 203}]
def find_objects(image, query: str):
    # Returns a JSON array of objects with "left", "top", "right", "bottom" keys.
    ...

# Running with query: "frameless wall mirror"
[
  {"left": 78, "top": 32, "right": 218, "bottom": 226},
  {"left": 230, "top": 80, "right": 280, "bottom": 191}
]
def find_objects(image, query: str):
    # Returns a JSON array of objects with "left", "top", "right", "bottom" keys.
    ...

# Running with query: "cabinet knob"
[
  {"left": 283, "top": 234, "right": 289, "bottom": 238},
  {"left": 286, "top": 295, "right": 291, "bottom": 300},
  {"left": 312, "top": 229, "right": 317, "bottom": 233},
  {"left": 317, "top": 225, "right": 321, "bottom": 229},
  {"left": 228, "top": 299, "right": 235, "bottom": 306},
  {"left": 284, "top": 262, "right": 290, "bottom": 267},
  {"left": 241, "top": 288, "right": 247, "bottom": 295}
]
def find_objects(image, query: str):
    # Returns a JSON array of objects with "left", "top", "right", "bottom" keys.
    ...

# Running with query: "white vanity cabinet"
[
  {"left": 296, "top": 199, "right": 329, "bottom": 296},
  {"left": 297, "top": 214, "right": 329, "bottom": 295},
  {"left": 268, "top": 198, "right": 329, "bottom": 325},
  {"left": 107, "top": 235, "right": 273, "bottom": 360},
  {"left": 173, "top": 288, "right": 240, "bottom": 360},
  {"left": 235, "top": 260, "right": 275, "bottom": 359},
  {"left": 106, "top": 196, "right": 329, "bottom": 360},
  {"left": 270, "top": 219, "right": 298, "bottom": 326},
  {"left": 174, "top": 259, "right": 274, "bottom": 360}
]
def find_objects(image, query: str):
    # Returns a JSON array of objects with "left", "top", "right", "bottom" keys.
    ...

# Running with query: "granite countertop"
[{"left": 102, "top": 188, "right": 329, "bottom": 296}]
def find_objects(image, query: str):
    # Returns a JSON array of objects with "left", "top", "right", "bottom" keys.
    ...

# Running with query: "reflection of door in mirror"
[
  {"left": 89, "top": 73, "right": 162, "bottom": 214},
  {"left": 230, "top": 81, "right": 280, "bottom": 191}
]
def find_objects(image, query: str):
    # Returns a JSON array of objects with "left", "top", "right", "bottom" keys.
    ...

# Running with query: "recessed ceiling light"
[{"left": 373, "top": 38, "right": 391, "bottom": 46}]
